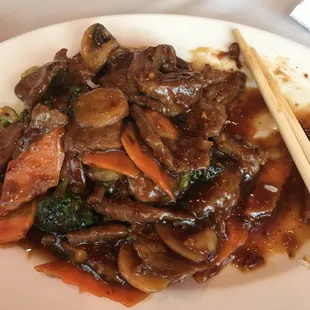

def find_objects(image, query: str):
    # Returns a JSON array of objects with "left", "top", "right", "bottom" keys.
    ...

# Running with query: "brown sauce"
[
  {"left": 228, "top": 88, "right": 310, "bottom": 272},
  {"left": 2, "top": 88, "right": 310, "bottom": 282}
]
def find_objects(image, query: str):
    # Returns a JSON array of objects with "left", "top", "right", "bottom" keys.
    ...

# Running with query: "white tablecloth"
[{"left": 0, "top": 0, "right": 309, "bottom": 47}]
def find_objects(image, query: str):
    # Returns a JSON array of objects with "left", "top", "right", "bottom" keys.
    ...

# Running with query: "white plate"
[{"left": 1, "top": 14, "right": 310, "bottom": 310}]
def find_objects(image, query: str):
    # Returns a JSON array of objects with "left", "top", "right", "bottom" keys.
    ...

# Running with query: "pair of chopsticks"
[{"left": 233, "top": 29, "right": 310, "bottom": 192}]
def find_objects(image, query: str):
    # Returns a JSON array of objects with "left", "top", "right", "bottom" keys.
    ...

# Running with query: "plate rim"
[{"left": 1, "top": 13, "right": 310, "bottom": 53}]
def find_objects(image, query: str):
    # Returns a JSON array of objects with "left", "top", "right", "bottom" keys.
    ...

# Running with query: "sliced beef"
[
  {"left": 203, "top": 71, "right": 246, "bottom": 105},
  {"left": 87, "top": 185, "right": 106, "bottom": 205},
  {"left": 107, "top": 47, "right": 134, "bottom": 72},
  {"left": 184, "top": 165, "right": 241, "bottom": 219},
  {"left": 66, "top": 224, "right": 128, "bottom": 245},
  {"left": 165, "top": 137, "right": 212, "bottom": 172},
  {"left": 67, "top": 53, "right": 95, "bottom": 86},
  {"left": 214, "top": 131, "right": 266, "bottom": 177},
  {"left": 93, "top": 198, "right": 195, "bottom": 223},
  {"left": 176, "top": 57, "right": 192, "bottom": 71},
  {"left": 14, "top": 104, "right": 68, "bottom": 157},
  {"left": 129, "top": 94, "right": 184, "bottom": 116},
  {"left": 0, "top": 122, "right": 25, "bottom": 173},
  {"left": 128, "top": 45, "right": 179, "bottom": 76},
  {"left": 128, "top": 174, "right": 166, "bottom": 203},
  {"left": 201, "top": 64, "right": 231, "bottom": 88},
  {"left": 60, "top": 154, "right": 86, "bottom": 194},
  {"left": 136, "top": 71, "right": 203, "bottom": 112},
  {"left": 15, "top": 52, "right": 68, "bottom": 112},
  {"left": 184, "top": 70, "right": 245, "bottom": 138},
  {"left": 130, "top": 105, "right": 174, "bottom": 169},
  {"left": 184, "top": 95, "right": 227, "bottom": 138},
  {"left": 64, "top": 121, "right": 122, "bottom": 155},
  {"left": 86, "top": 243, "right": 124, "bottom": 284},
  {"left": 134, "top": 238, "right": 207, "bottom": 282}
]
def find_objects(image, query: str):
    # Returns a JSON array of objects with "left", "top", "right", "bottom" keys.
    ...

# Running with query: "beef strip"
[
  {"left": 14, "top": 104, "right": 68, "bottom": 157},
  {"left": 214, "top": 131, "right": 267, "bottom": 177},
  {"left": 128, "top": 174, "right": 166, "bottom": 203},
  {"left": 176, "top": 57, "right": 192, "bottom": 71},
  {"left": 129, "top": 94, "right": 184, "bottom": 116},
  {"left": 60, "top": 154, "right": 86, "bottom": 194},
  {"left": 67, "top": 52, "right": 95, "bottom": 86},
  {"left": 107, "top": 47, "right": 134, "bottom": 72},
  {"left": 93, "top": 198, "right": 195, "bottom": 223},
  {"left": 134, "top": 238, "right": 207, "bottom": 282},
  {"left": 164, "top": 137, "right": 213, "bottom": 172},
  {"left": 184, "top": 70, "right": 246, "bottom": 138},
  {"left": 87, "top": 185, "right": 106, "bottom": 205},
  {"left": 64, "top": 121, "right": 122, "bottom": 155},
  {"left": 0, "top": 122, "right": 25, "bottom": 173},
  {"left": 136, "top": 71, "right": 203, "bottom": 111},
  {"left": 15, "top": 51, "right": 68, "bottom": 112},
  {"left": 66, "top": 224, "right": 128, "bottom": 245},
  {"left": 130, "top": 105, "right": 174, "bottom": 169},
  {"left": 201, "top": 64, "right": 231, "bottom": 88},
  {"left": 184, "top": 96, "right": 227, "bottom": 138},
  {"left": 86, "top": 243, "right": 124, "bottom": 284},
  {"left": 203, "top": 71, "right": 246, "bottom": 104},
  {"left": 184, "top": 165, "right": 241, "bottom": 219}
]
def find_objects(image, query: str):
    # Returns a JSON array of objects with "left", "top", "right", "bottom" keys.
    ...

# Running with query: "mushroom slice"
[
  {"left": 184, "top": 227, "right": 219, "bottom": 255},
  {"left": 155, "top": 224, "right": 206, "bottom": 262},
  {"left": 81, "top": 23, "right": 119, "bottom": 72},
  {"left": 75, "top": 88, "right": 129, "bottom": 127},
  {"left": 118, "top": 243, "right": 170, "bottom": 293}
]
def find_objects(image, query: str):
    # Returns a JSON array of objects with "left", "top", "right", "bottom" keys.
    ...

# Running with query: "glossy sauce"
[
  {"left": 228, "top": 88, "right": 310, "bottom": 271},
  {"left": 2, "top": 88, "right": 310, "bottom": 287}
]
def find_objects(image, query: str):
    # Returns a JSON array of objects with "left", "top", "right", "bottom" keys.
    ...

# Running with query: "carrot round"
[
  {"left": 145, "top": 110, "right": 178, "bottom": 140},
  {"left": 83, "top": 151, "right": 140, "bottom": 178},
  {"left": 35, "top": 260, "right": 148, "bottom": 307},
  {"left": 0, "top": 200, "right": 37, "bottom": 244},
  {"left": 121, "top": 123, "right": 175, "bottom": 199}
]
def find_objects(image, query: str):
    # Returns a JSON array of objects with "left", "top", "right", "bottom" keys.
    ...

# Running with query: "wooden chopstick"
[
  {"left": 233, "top": 28, "right": 310, "bottom": 192},
  {"left": 250, "top": 47, "right": 310, "bottom": 164}
]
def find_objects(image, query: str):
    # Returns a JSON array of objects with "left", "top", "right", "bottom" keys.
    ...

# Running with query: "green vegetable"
[
  {"left": 0, "top": 106, "right": 18, "bottom": 128},
  {"left": 191, "top": 160, "right": 225, "bottom": 182},
  {"left": 70, "top": 86, "right": 84, "bottom": 103},
  {"left": 18, "top": 109, "right": 31, "bottom": 124},
  {"left": 65, "top": 86, "right": 85, "bottom": 117},
  {"left": 21, "top": 66, "right": 39, "bottom": 78},
  {"left": 178, "top": 173, "right": 191, "bottom": 192},
  {"left": 35, "top": 194, "right": 100, "bottom": 234}
]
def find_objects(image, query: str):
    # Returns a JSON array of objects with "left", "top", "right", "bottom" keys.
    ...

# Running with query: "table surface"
[{"left": 0, "top": 0, "right": 309, "bottom": 47}]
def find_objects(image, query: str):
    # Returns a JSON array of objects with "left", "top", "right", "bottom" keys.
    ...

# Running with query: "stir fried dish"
[{"left": 0, "top": 23, "right": 309, "bottom": 307}]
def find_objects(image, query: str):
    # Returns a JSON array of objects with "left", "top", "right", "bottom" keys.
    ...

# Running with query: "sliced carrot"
[
  {"left": 0, "top": 201, "right": 37, "bottom": 244},
  {"left": 245, "top": 159, "right": 293, "bottom": 219},
  {"left": 35, "top": 260, "right": 148, "bottom": 307},
  {"left": 0, "top": 127, "right": 65, "bottom": 213},
  {"left": 194, "top": 217, "right": 248, "bottom": 282},
  {"left": 121, "top": 123, "right": 175, "bottom": 199},
  {"left": 83, "top": 151, "right": 140, "bottom": 178},
  {"left": 214, "top": 217, "right": 248, "bottom": 267},
  {"left": 145, "top": 110, "right": 178, "bottom": 140}
]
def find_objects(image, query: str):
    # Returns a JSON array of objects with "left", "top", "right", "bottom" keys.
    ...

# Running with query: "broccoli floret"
[
  {"left": 35, "top": 194, "right": 100, "bottom": 234},
  {"left": 65, "top": 86, "right": 87, "bottom": 117},
  {"left": 191, "top": 159, "right": 225, "bottom": 183}
]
